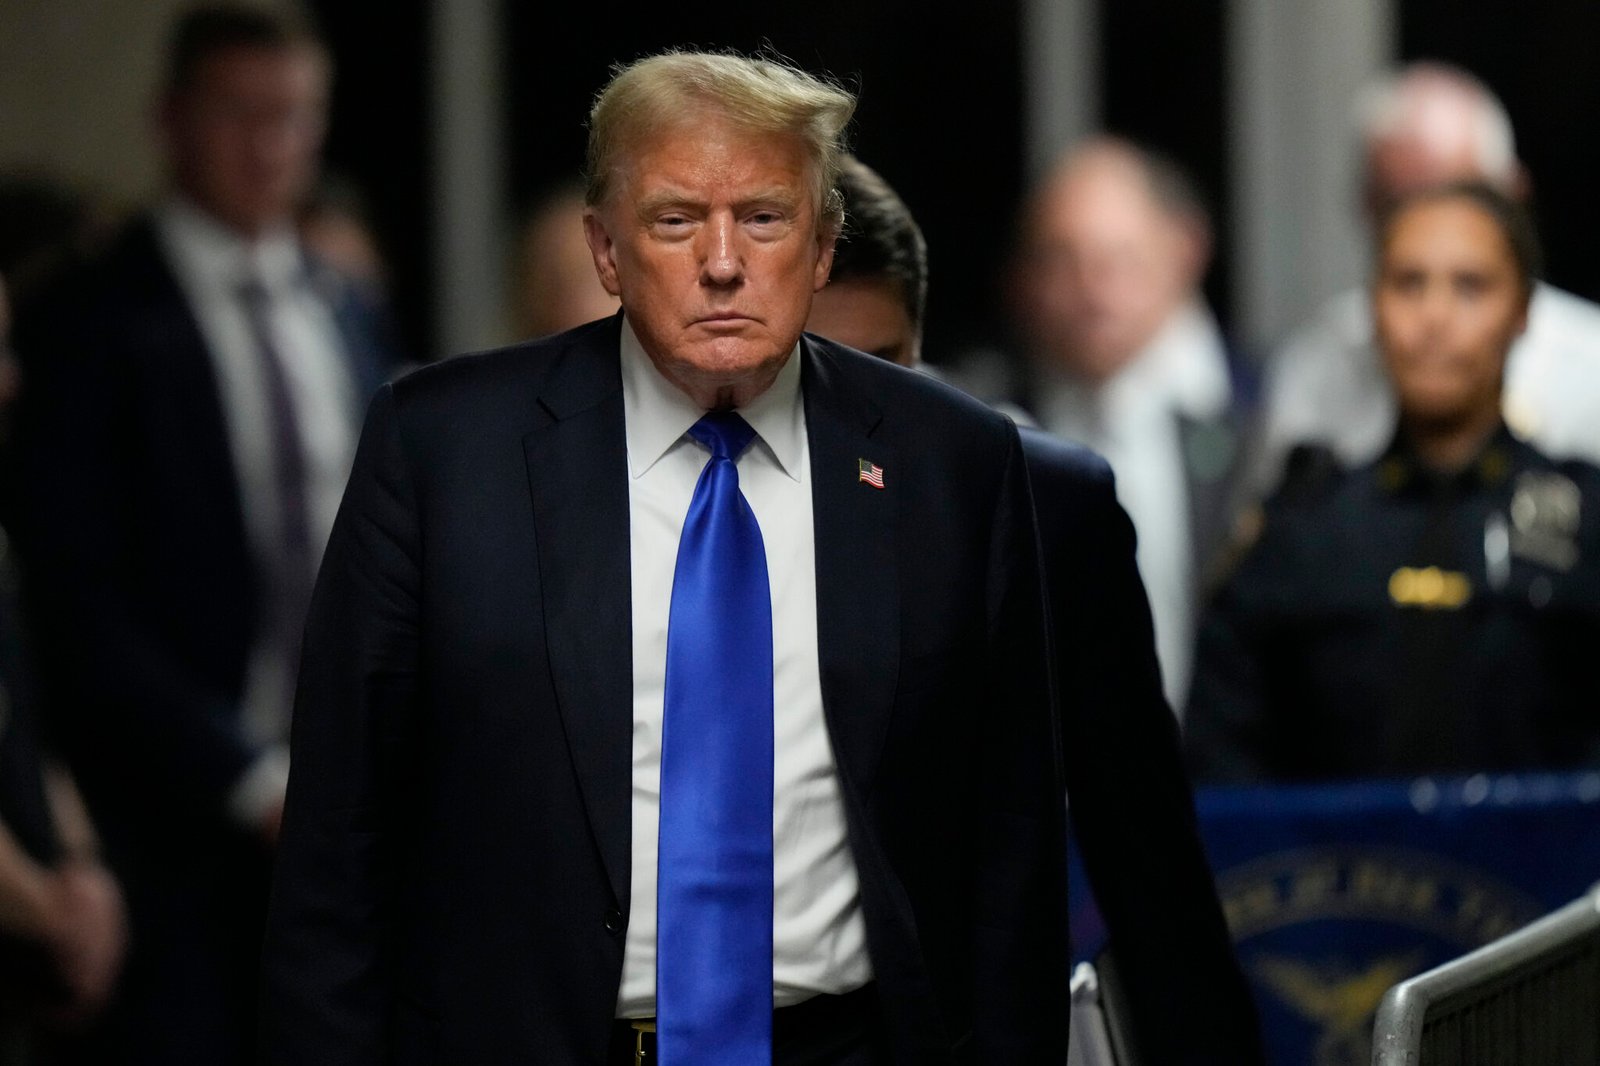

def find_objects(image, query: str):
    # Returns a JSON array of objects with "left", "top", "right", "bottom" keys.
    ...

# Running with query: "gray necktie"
[{"left": 237, "top": 276, "right": 316, "bottom": 707}]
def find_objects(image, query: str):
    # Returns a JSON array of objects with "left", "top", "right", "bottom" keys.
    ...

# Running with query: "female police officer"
[{"left": 1187, "top": 182, "right": 1600, "bottom": 781}]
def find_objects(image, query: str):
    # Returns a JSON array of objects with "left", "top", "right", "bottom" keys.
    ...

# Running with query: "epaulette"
[
  {"left": 1274, "top": 443, "right": 1345, "bottom": 504},
  {"left": 1200, "top": 445, "right": 1344, "bottom": 597}
]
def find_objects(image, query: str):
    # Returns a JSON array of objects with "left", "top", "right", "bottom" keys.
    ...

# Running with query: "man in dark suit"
[
  {"left": 11, "top": 7, "right": 394, "bottom": 1063},
  {"left": 262, "top": 52, "right": 1068, "bottom": 1065},
  {"left": 809, "top": 154, "right": 1263, "bottom": 1064}
]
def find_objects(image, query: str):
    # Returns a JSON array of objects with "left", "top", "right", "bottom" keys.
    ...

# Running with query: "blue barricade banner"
[{"left": 1069, "top": 772, "right": 1600, "bottom": 1066}]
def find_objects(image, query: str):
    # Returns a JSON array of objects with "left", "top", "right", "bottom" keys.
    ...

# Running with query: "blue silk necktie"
[{"left": 657, "top": 411, "right": 774, "bottom": 1065}]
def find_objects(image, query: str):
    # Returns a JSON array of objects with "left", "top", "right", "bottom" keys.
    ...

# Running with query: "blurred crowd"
[{"left": 3, "top": 3, "right": 1600, "bottom": 1063}]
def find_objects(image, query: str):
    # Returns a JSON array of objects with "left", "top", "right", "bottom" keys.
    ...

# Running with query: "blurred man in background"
[
  {"left": 511, "top": 180, "right": 619, "bottom": 340},
  {"left": 808, "top": 154, "right": 1263, "bottom": 1066},
  {"left": 11, "top": 5, "right": 395, "bottom": 1061},
  {"left": 997, "top": 137, "right": 1253, "bottom": 713},
  {"left": 1259, "top": 61, "right": 1600, "bottom": 491},
  {"left": 805, "top": 158, "right": 926, "bottom": 370}
]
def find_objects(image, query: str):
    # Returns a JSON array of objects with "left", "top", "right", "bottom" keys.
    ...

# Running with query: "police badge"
[{"left": 1508, "top": 471, "right": 1581, "bottom": 572}]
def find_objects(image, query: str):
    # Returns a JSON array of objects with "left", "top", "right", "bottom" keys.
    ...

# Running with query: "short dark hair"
[
  {"left": 1376, "top": 179, "right": 1542, "bottom": 297},
  {"left": 164, "top": 3, "right": 325, "bottom": 94},
  {"left": 829, "top": 156, "right": 928, "bottom": 330}
]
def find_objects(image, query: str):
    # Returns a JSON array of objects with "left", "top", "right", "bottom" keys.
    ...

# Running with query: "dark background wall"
[
  {"left": 502, "top": 1, "right": 1024, "bottom": 367},
  {"left": 307, "top": 1, "right": 1600, "bottom": 365},
  {"left": 1100, "top": 0, "right": 1228, "bottom": 337},
  {"left": 1400, "top": 0, "right": 1600, "bottom": 305},
  {"left": 310, "top": 0, "right": 430, "bottom": 359}
]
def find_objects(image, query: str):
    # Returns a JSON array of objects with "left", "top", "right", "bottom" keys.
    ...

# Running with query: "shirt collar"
[
  {"left": 619, "top": 314, "right": 805, "bottom": 482},
  {"left": 1376, "top": 420, "right": 1517, "bottom": 496},
  {"left": 155, "top": 195, "right": 304, "bottom": 294}
]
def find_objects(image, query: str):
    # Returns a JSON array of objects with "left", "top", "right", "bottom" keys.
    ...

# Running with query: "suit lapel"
[
  {"left": 523, "top": 323, "right": 634, "bottom": 907},
  {"left": 804, "top": 340, "right": 900, "bottom": 794}
]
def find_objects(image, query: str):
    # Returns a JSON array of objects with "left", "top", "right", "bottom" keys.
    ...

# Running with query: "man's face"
[
  {"left": 583, "top": 112, "right": 836, "bottom": 408},
  {"left": 519, "top": 198, "right": 620, "bottom": 337},
  {"left": 1015, "top": 156, "right": 1199, "bottom": 384},
  {"left": 1374, "top": 197, "right": 1527, "bottom": 428},
  {"left": 806, "top": 277, "right": 919, "bottom": 367},
  {"left": 163, "top": 44, "right": 329, "bottom": 236}
]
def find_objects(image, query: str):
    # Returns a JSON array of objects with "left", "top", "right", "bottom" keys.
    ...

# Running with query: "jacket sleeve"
[
  {"left": 968, "top": 420, "right": 1074, "bottom": 1062},
  {"left": 260, "top": 384, "right": 421, "bottom": 1063},
  {"left": 1038, "top": 450, "right": 1264, "bottom": 1065}
]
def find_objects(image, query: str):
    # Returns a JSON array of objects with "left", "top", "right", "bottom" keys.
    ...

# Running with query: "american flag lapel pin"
[{"left": 857, "top": 458, "right": 885, "bottom": 489}]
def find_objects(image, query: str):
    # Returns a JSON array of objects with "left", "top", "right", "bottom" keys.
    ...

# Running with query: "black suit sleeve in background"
[
  {"left": 1021, "top": 428, "right": 1264, "bottom": 1065},
  {"left": 260, "top": 384, "right": 420, "bottom": 1063},
  {"left": 12, "top": 270, "right": 260, "bottom": 818}
]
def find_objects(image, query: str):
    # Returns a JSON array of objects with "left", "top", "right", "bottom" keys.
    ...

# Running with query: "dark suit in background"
[
  {"left": 10, "top": 215, "right": 392, "bottom": 1063},
  {"left": 1021, "top": 427, "right": 1263, "bottom": 1064},
  {"left": 261, "top": 319, "right": 1069, "bottom": 1064}
]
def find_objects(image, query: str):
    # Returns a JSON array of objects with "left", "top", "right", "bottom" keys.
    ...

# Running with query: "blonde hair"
[{"left": 585, "top": 50, "right": 856, "bottom": 234}]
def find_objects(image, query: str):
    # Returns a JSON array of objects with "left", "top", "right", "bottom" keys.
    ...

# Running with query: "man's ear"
[
  {"left": 813, "top": 222, "right": 839, "bottom": 293},
  {"left": 583, "top": 209, "right": 623, "bottom": 297}
]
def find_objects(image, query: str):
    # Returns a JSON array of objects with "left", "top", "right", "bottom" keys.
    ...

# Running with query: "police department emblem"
[
  {"left": 1217, "top": 848, "right": 1541, "bottom": 1066},
  {"left": 1509, "top": 471, "right": 1581, "bottom": 571}
]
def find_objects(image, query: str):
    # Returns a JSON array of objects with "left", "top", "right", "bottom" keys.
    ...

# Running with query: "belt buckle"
[{"left": 629, "top": 1019, "right": 656, "bottom": 1065}]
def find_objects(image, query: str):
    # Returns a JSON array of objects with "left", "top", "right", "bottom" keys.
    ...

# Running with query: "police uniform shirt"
[{"left": 1186, "top": 424, "right": 1600, "bottom": 782}]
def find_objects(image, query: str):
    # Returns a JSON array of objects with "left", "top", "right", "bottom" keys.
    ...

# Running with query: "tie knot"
[{"left": 688, "top": 411, "right": 757, "bottom": 462}]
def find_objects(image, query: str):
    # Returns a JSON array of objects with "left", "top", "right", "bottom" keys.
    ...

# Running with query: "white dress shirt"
[
  {"left": 616, "top": 319, "right": 871, "bottom": 1017},
  {"left": 155, "top": 197, "right": 359, "bottom": 819},
  {"left": 1259, "top": 280, "right": 1600, "bottom": 492},
  {"left": 1033, "top": 301, "right": 1233, "bottom": 712}
]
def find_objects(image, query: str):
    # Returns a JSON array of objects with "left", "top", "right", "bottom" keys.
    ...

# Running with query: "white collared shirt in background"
[
  {"left": 616, "top": 318, "right": 871, "bottom": 1017},
  {"left": 155, "top": 197, "right": 359, "bottom": 819},
  {"left": 1033, "top": 300, "right": 1233, "bottom": 712}
]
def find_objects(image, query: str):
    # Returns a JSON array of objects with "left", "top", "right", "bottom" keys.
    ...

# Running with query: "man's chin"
[{"left": 653, "top": 340, "right": 794, "bottom": 407}]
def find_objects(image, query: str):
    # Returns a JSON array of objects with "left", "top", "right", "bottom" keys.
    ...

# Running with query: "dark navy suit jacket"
[
  {"left": 1021, "top": 427, "right": 1263, "bottom": 1064},
  {"left": 261, "top": 318, "right": 1071, "bottom": 1064}
]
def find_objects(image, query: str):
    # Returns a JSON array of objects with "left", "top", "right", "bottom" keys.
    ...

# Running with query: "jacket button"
[{"left": 604, "top": 907, "right": 624, "bottom": 935}]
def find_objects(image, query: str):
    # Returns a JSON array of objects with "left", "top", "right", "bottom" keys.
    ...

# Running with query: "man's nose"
[
  {"left": 1417, "top": 281, "right": 1456, "bottom": 332},
  {"left": 700, "top": 214, "right": 743, "bottom": 286}
]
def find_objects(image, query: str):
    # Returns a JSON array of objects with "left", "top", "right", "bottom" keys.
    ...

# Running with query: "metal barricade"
[
  {"left": 1371, "top": 882, "right": 1600, "bottom": 1064},
  {"left": 1067, "top": 952, "right": 1141, "bottom": 1066}
]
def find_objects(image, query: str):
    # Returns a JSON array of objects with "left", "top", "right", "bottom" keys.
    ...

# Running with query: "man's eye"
[{"left": 1386, "top": 272, "right": 1424, "bottom": 295}]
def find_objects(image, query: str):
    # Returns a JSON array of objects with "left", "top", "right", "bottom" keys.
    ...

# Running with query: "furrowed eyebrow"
[
  {"left": 738, "top": 188, "right": 801, "bottom": 211},
  {"left": 634, "top": 192, "right": 704, "bottom": 219}
]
